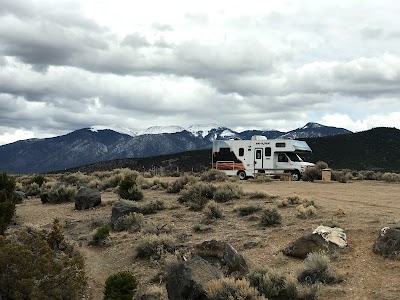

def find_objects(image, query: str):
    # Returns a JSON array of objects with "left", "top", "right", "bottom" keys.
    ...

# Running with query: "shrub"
[
  {"left": 0, "top": 227, "right": 86, "bottom": 299},
  {"left": 141, "top": 200, "right": 165, "bottom": 214},
  {"left": 204, "top": 200, "right": 224, "bottom": 219},
  {"left": 114, "top": 213, "right": 144, "bottom": 232},
  {"left": 235, "top": 204, "right": 261, "bottom": 216},
  {"left": 0, "top": 172, "right": 16, "bottom": 234},
  {"left": 297, "top": 251, "right": 340, "bottom": 284},
  {"left": 192, "top": 224, "right": 213, "bottom": 233},
  {"left": 301, "top": 167, "right": 321, "bottom": 182},
  {"left": 22, "top": 182, "right": 41, "bottom": 197},
  {"left": 315, "top": 161, "right": 328, "bottom": 170},
  {"left": 253, "top": 174, "right": 274, "bottom": 183},
  {"left": 331, "top": 170, "right": 351, "bottom": 183},
  {"left": 178, "top": 182, "right": 216, "bottom": 210},
  {"left": 247, "top": 268, "right": 298, "bottom": 299},
  {"left": 200, "top": 169, "right": 228, "bottom": 182},
  {"left": 247, "top": 192, "right": 269, "bottom": 199},
  {"left": 134, "top": 234, "right": 176, "bottom": 259},
  {"left": 296, "top": 204, "right": 317, "bottom": 219},
  {"left": 118, "top": 175, "right": 143, "bottom": 200},
  {"left": 382, "top": 172, "right": 400, "bottom": 183},
  {"left": 103, "top": 271, "right": 138, "bottom": 300},
  {"left": 205, "top": 277, "right": 266, "bottom": 300},
  {"left": 47, "top": 184, "right": 77, "bottom": 203},
  {"left": 167, "top": 174, "right": 197, "bottom": 193},
  {"left": 31, "top": 174, "right": 46, "bottom": 187},
  {"left": 213, "top": 183, "right": 244, "bottom": 202},
  {"left": 260, "top": 208, "right": 282, "bottom": 227},
  {"left": 91, "top": 224, "right": 111, "bottom": 244}
]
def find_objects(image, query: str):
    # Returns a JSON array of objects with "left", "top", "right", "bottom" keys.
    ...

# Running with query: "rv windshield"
[{"left": 286, "top": 152, "right": 303, "bottom": 162}]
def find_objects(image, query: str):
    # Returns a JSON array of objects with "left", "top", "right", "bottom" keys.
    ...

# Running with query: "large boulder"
[
  {"left": 110, "top": 203, "right": 142, "bottom": 228},
  {"left": 74, "top": 188, "right": 101, "bottom": 210},
  {"left": 166, "top": 256, "right": 223, "bottom": 300},
  {"left": 373, "top": 225, "right": 400, "bottom": 259},
  {"left": 283, "top": 226, "right": 347, "bottom": 259},
  {"left": 40, "top": 192, "right": 49, "bottom": 204},
  {"left": 192, "top": 240, "right": 249, "bottom": 275}
]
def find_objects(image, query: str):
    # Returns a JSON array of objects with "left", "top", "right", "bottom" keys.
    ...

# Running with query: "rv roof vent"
[{"left": 251, "top": 135, "right": 268, "bottom": 140}]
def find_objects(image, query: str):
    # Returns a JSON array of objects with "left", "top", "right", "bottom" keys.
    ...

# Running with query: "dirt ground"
[{"left": 13, "top": 179, "right": 400, "bottom": 300}]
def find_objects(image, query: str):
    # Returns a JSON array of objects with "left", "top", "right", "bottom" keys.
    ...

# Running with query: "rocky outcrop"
[
  {"left": 192, "top": 240, "right": 249, "bottom": 275},
  {"left": 283, "top": 226, "right": 348, "bottom": 259},
  {"left": 74, "top": 188, "right": 101, "bottom": 210},
  {"left": 373, "top": 225, "right": 400, "bottom": 259},
  {"left": 165, "top": 256, "right": 223, "bottom": 300}
]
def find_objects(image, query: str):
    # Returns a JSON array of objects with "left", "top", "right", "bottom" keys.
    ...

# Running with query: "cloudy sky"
[{"left": 1, "top": 0, "right": 400, "bottom": 145}]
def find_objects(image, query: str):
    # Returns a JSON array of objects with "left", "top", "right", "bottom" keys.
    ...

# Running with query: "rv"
[{"left": 212, "top": 136, "right": 314, "bottom": 181}]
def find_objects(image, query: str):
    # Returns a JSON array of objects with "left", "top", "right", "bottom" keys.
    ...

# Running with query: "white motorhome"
[{"left": 212, "top": 136, "right": 314, "bottom": 181}]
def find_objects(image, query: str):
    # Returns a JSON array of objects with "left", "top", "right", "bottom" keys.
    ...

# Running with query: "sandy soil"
[{"left": 13, "top": 179, "right": 400, "bottom": 300}]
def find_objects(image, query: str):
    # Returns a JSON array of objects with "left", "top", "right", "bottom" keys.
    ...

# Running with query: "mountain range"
[{"left": 0, "top": 122, "right": 351, "bottom": 174}]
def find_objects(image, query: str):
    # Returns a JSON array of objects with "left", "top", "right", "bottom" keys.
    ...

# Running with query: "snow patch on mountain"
[
  {"left": 301, "top": 122, "right": 323, "bottom": 130},
  {"left": 89, "top": 125, "right": 137, "bottom": 137},
  {"left": 187, "top": 124, "right": 221, "bottom": 137},
  {"left": 140, "top": 126, "right": 186, "bottom": 135}
]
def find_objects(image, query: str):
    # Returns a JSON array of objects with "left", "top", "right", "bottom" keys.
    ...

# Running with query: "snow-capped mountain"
[{"left": 0, "top": 123, "right": 352, "bottom": 174}]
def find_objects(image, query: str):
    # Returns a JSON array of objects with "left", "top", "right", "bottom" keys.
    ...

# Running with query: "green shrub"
[
  {"left": 200, "top": 169, "right": 228, "bottom": 182},
  {"left": 114, "top": 213, "right": 144, "bottom": 232},
  {"left": 141, "top": 200, "right": 165, "bottom": 214},
  {"left": 22, "top": 182, "right": 41, "bottom": 197},
  {"left": 91, "top": 224, "right": 111, "bottom": 244},
  {"left": 205, "top": 277, "right": 265, "bottom": 300},
  {"left": 260, "top": 208, "right": 282, "bottom": 227},
  {"left": 118, "top": 175, "right": 143, "bottom": 200},
  {"left": 247, "top": 192, "right": 269, "bottom": 199},
  {"left": 103, "top": 271, "right": 138, "bottom": 300},
  {"left": 167, "top": 174, "right": 197, "bottom": 193},
  {"left": 0, "top": 227, "right": 86, "bottom": 299},
  {"left": 135, "top": 234, "right": 176, "bottom": 259},
  {"left": 0, "top": 172, "right": 16, "bottom": 234},
  {"left": 247, "top": 268, "right": 298, "bottom": 299},
  {"left": 47, "top": 184, "right": 77, "bottom": 203},
  {"left": 204, "top": 200, "right": 224, "bottom": 219},
  {"left": 31, "top": 174, "right": 46, "bottom": 187},
  {"left": 298, "top": 251, "right": 340, "bottom": 284},
  {"left": 213, "top": 183, "right": 243, "bottom": 202},
  {"left": 178, "top": 182, "right": 216, "bottom": 210},
  {"left": 301, "top": 167, "right": 321, "bottom": 182},
  {"left": 235, "top": 204, "right": 261, "bottom": 216}
]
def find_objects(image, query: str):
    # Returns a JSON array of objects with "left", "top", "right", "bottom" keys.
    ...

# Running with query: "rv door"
[{"left": 254, "top": 148, "right": 263, "bottom": 169}]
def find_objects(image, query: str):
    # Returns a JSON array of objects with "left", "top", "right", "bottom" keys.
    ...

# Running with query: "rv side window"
[
  {"left": 239, "top": 148, "right": 244, "bottom": 156},
  {"left": 220, "top": 148, "right": 230, "bottom": 155},
  {"left": 278, "top": 154, "right": 289, "bottom": 162},
  {"left": 265, "top": 147, "right": 271, "bottom": 157},
  {"left": 256, "top": 149, "right": 262, "bottom": 159},
  {"left": 276, "top": 142, "right": 286, "bottom": 148}
]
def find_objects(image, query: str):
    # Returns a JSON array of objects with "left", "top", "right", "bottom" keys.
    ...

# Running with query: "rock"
[
  {"left": 373, "top": 225, "right": 400, "bottom": 259},
  {"left": 13, "top": 191, "right": 25, "bottom": 203},
  {"left": 192, "top": 240, "right": 249, "bottom": 275},
  {"left": 74, "top": 188, "right": 101, "bottom": 210},
  {"left": 165, "top": 256, "right": 223, "bottom": 300},
  {"left": 283, "top": 226, "right": 347, "bottom": 259},
  {"left": 110, "top": 203, "right": 142, "bottom": 228},
  {"left": 40, "top": 193, "right": 49, "bottom": 204}
]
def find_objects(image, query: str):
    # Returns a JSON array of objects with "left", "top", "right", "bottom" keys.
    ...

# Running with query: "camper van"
[{"left": 212, "top": 136, "right": 314, "bottom": 181}]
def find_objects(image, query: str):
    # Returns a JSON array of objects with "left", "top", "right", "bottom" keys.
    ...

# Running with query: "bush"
[
  {"left": 204, "top": 201, "right": 224, "bottom": 219},
  {"left": 91, "top": 224, "right": 111, "bottom": 244},
  {"left": 205, "top": 277, "right": 266, "bottom": 300},
  {"left": 134, "top": 234, "right": 176, "bottom": 259},
  {"left": 178, "top": 182, "right": 216, "bottom": 210},
  {"left": 167, "top": 174, "right": 197, "bottom": 193},
  {"left": 296, "top": 204, "right": 317, "bottom": 219},
  {"left": 47, "top": 184, "right": 77, "bottom": 203},
  {"left": 253, "top": 174, "right": 274, "bottom": 183},
  {"left": 103, "top": 271, "right": 138, "bottom": 300},
  {"left": 301, "top": 167, "right": 321, "bottom": 182},
  {"left": 213, "top": 183, "right": 244, "bottom": 202},
  {"left": 0, "top": 227, "right": 86, "bottom": 299},
  {"left": 331, "top": 170, "right": 351, "bottom": 183},
  {"left": 0, "top": 172, "right": 16, "bottom": 234},
  {"left": 247, "top": 268, "right": 298, "bottom": 299},
  {"left": 118, "top": 175, "right": 143, "bottom": 200},
  {"left": 315, "top": 161, "right": 328, "bottom": 170},
  {"left": 382, "top": 172, "right": 400, "bottom": 183},
  {"left": 114, "top": 213, "right": 144, "bottom": 232},
  {"left": 31, "top": 174, "right": 46, "bottom": 187},
  {"left": 22, "top": 182, "right": 42, "bottom": 197},
  {"left": 141, "top": 200, "right": 165, "bottom": 214},
  {"left": 298, "top": 251, "right": 340, "bottom": 284},
  {"left": 200, "top": 169, "right": 228, "bottom": 182},
  {"left": 235, "top": 204, "right": 261, "bottom": 216},
  {"left": 247, "top": 192, "right": 269, "bottom": 199},
  {"left": 260, "top": 208, "right": 282, "bottom": 227}
]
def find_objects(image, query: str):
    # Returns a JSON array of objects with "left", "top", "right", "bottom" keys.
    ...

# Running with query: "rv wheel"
[
  {"left": 291, "top": 170, "right": 301, "bottom": 181},
  {"left": 238, "top": 171, "right": 247, "bottom": 180}
]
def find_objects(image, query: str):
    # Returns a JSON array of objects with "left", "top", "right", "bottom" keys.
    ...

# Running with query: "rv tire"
[
  {"left": 238, "top": 171, "right": 247, "bottom": 180},
  {"left": 291, "top": 170, "right": 301, "bottom": 181}
]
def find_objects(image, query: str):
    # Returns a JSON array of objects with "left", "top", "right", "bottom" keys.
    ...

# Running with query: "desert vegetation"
[{"left": 1, "top": 167, "right": 400, "bottom": 299}]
